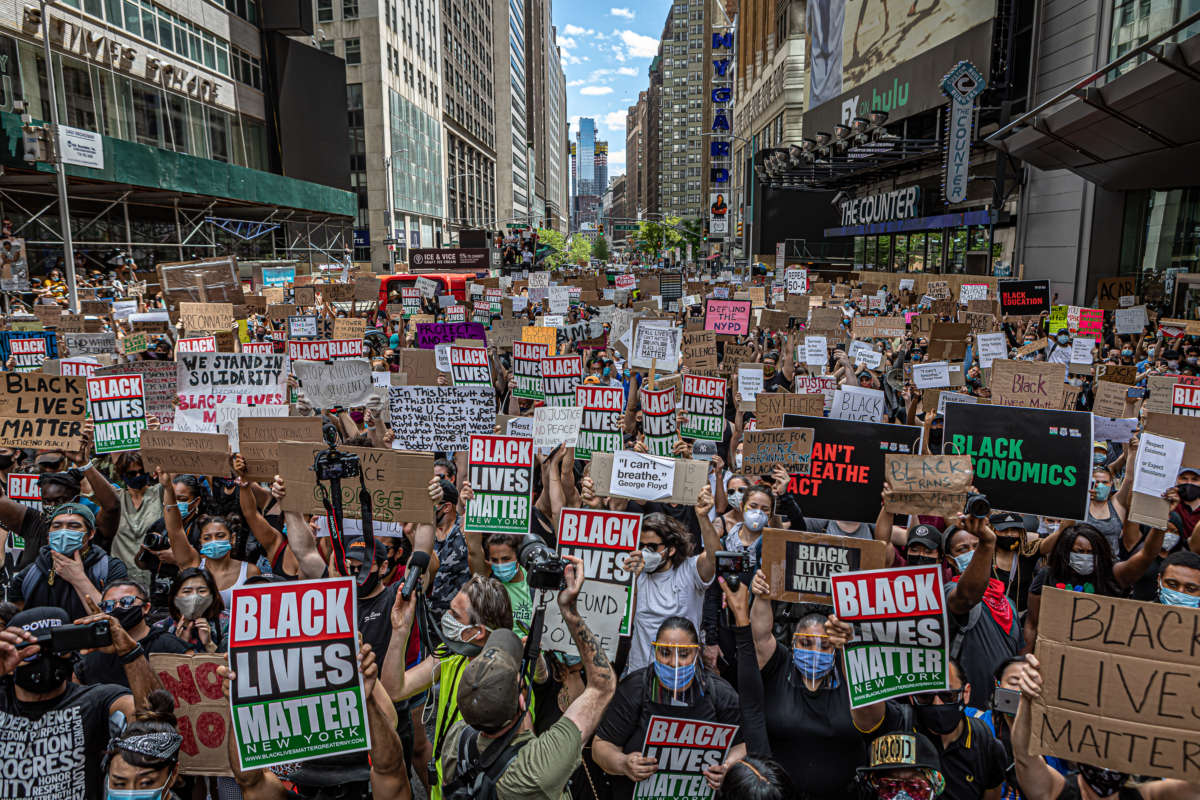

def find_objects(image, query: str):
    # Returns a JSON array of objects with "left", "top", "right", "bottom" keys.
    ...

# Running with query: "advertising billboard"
[{"left": 803, "top": 0, "right": 994, "bottom": 132}]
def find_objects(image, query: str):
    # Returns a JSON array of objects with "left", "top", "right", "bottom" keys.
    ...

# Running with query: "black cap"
[
  {"left": 436, "top": 478, "right": 459, "bottom": 508},
  {"left": 858, "top": 731, "right": 945, "bottom": 794},
  {"left": 345, "top": 537, "right": 387, "bottom": 564},
  {"left": 11, "top": 606, "right": 69, "bottom": 635},
  {"left": 906, "top": 524, "right": 942, "bottom": 553},
  {"left": 990, "top": 511, "right": 1025, "bottom": 532}
]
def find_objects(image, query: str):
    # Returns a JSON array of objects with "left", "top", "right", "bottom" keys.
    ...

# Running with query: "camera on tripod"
[
  {"left": 518, "top": 533, "right": 567, "bottom": 590},
  {"left": 313, "top": 418, "right": 361, "bottom": 481}
]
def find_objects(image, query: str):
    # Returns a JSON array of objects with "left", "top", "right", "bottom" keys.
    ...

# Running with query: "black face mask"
[
  {"left": 1077, "top": 764, "right": 1129, "bottom": 797},
  {"left": 124, "top": 472, "right": 152, "bottom": 489},
  {"left": 111, "top": 604, "right": 145, "bottom": 632},
  {"left": 0, "top": 453, "right": 14, "bottom": 470},
  {"left": 929, "top": 429, "right": 944, "bottom": 452},
  {"left": 906, "top": 554, "right": 938, "bottom": 567},
  {"left": 13, "top": 655, "right": 73, "bottom": 693},
  {"left": 1178, "top": 483, "right": 1200, "bottom": 503},
  {"left": 996, "top": 535, "right": 1020, "bottom": 551},
  {"left": 357, "top": 571, "right": 381, "bottom": 597},
  {"left": 914, "top": 701, "right": 963, "bottom": 735}
]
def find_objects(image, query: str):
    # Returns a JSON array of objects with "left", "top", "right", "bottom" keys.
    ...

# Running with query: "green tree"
[
  {"left": 536, "top": 228, "right": 567, "bottom": 268},
  {"left": 592, "top": 236, "right": 610, "bottom": 262},
  {"left": 634, "top": 216, "right": 705, "bottom": 260},
  {"left": 567, "top": 235, "right": 591, "bottom": 265}
]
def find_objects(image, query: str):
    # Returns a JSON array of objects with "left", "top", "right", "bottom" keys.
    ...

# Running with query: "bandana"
[
  {"left": 977, "top": 577, "right": 1014, "bottom": 634},
  {"left": 113, "top": 732, "right": 184, "bottom": 764}
]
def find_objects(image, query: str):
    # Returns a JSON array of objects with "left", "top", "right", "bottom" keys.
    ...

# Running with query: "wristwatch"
[{"left": 118, "top": 643, "right": 145, "bottom": 664}]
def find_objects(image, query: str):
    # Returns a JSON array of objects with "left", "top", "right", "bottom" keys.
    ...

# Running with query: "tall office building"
[
  {"left": 440, "top": 0, "right": 497, "bottom": 240},
  {"left": 314, "top": 0, "right": 444, "bottom": 265},
  {"left": 494, "top": 0, "right": 530, "bottom": 225},
  {"left": 525, "top": 0, "right": 569, "bottom": 230},
  {"left": 646, "top": 54, "right": 663, "bottom": 215},
  {"left": 577, "top": 118, "right": 597, "bottom": 195},
  {"left": 595, "top": 142, "right": 608, "bottom": 198},
  {"left": 626, "top": 91, "right": 648, "bottom": 218}
]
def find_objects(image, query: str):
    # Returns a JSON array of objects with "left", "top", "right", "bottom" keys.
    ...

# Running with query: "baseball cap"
[
  {"left": 48, "top": 501, "right": 95, "bottom": 531},
  {"left": 858, "top": 731, "right": 945, "bottom": 791},
  {"left": 990, "top": 511, "right": 1026, "bottom": 532},
  {"left": 1178, "top": 466, "right": 1200, "bottom": 479},
  {"left": 906, "top": 524, "right": 942, "bottom": 552},
  {"left": 457, "top": 628, "right": 525, "bottom": 731},
  {"left": 345, "top": 537, "right": 386, "bottom": 564},
  {"left": 1093, "top": 441, "right": 1108, "bottom": 453},
  {"left": 436, "top": 478, "right": 460, "bottom": 508}
]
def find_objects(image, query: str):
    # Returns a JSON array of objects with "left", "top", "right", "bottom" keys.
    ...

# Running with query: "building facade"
[
  {"left": 492, "top": 0, "right": 530, "bottom": 227},
  {"left": 626, "top": 90, "right": 648, "bottom": 218},
  {"left": 524, "top": 0, "right": 567, "bottom": 230},
  {"left": 0, "top": 0, "right": 353, "bottom": 273},
  {"left": 316, "top": 0, "right": 444, "bottom": 266}
]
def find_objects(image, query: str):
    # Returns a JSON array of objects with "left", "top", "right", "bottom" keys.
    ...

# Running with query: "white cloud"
[
  {"left": 603, "top": 109, "right": 627, "bottom": 132},
  {"left": 617, "top": 30, "right": 658, "bottom": 59},
  {"left": 616, "top": 66, "right": 638, "bottom": 76},
  {"left": 563, "top": 24, "right": 594, "bottom": 36},
  {"left": 569, "top": 115, "right": 582, "bottom": 131},
  {"left": 608, "top": 149, "right": 627, "bottom": 174},
  {"left": 579, "top": 85, "right": 614, "bottom": 95},
  {"left": 559, "top": 36, "right": 578, "bottom": 49},
  {"left": 610, "top": 7, "right": 634, "bottom": 18},
  {"left": 562, "top": 51, "right": 582, "bottom": 65},
  {"left": 567, "top": 79, "right": 587, "bottom": 87}
]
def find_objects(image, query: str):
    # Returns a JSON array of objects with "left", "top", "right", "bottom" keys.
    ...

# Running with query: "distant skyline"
[{"left": 552, "top": 0, "right": 674, "bottom": 180}]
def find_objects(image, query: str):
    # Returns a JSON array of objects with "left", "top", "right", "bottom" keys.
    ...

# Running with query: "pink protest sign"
[{"left": 704, "top": 299, "right": 751, "bottom": 335}]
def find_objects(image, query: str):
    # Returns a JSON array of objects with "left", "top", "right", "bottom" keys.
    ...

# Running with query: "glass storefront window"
[
  {"left": 877, "top": 236, "right": 891, "bottom": 273},
  {"left": 908, "top": 232, "right": 926, "bottom": 272},
  {"left": 853, "top": 236, "right": 865, "bottom": 267},
  {"left": 927, "top": 231, "right": 944, "bottom": 272},
  {"left": 892, "top": 235, "right": 908, "bottom": 272}
]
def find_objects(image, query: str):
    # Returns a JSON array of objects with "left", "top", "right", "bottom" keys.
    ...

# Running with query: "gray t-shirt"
[{"left": 801, "top": 517, "right": 875, "bottom": 541}]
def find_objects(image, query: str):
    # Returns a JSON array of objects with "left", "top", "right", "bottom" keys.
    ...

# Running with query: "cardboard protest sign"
[
  {"left": 449, "top": 345, "right": 491, "bottom": 388},
  {"left": 781, "top": 415, "right": 923, "bottom": 522},
  {"left": 681, "top": 330, "right": 717, "bottom": 372},
  {"left": 150, "top": 653, "right": 233, "bottom": 776},
  {"left": 177, "top": 354, "right": 287, "bottom": 424},
  {"left": 1030, "top": 588, "right": 1200, "bottom": 781},
  {"left": 229, "top": 577, "right": 369, "bottom": 770},
  {"left": 415, "top": 322, "right": 488, "bottom": 349},
  {"left": 679, "top": 375, "right": 726, "bottom": 441},
  {"left": 755, "top": 393, "right": 824, "bottom": 429},
  {"left": 831, "top": 386, "right": 884, "bottom": 423},
  {"left": 286, "top": 339, "right": 363, "bottom": 361},
  {"left": 574, "top": 385, "right": 623, "bottom": 460},
  {"left": 634, "top": 716, "right": 740, "bottom": 799},
  {"left": 632, "top": 323, "right": 681, "bottom": 372},
  {"left": 533, "top": 405, "right": 582, "bottom": 452},
  {"left": 704, "top": 299, "right": 751, "bottom": 334},
  {"left": 761, "top": 528, "right": 890, "bottom": 603},
  {"left": 1096, "top": 275, "right": 1136, "bottom": 310},
  {"left": 542, "top": 355, "right": 582, "bottom": 407},
  {"left": 0, "top": 372, "right": 86, "bottom": 450},
  {"left": 178, "top": 336, "right": 217, "bottom": 354},
  {"left": 513, "top": 341, "right": 549, "bottom": 400},
  {"left": 331, "top": 317, "right": 366, "bottom": 341},
  {"left": 87, "top": 374, "right": 147, "bottom": 454},
  {"left": 832, "top": 565, "right": 949, "bottom": 708},
  {"left": 542, "top": 508, "right": 641, "bottom": 657},
  {"left": 1092, "top": 380, "right": 1131, "bottom": 418},
  {"left": 883, "top": 455, "right": 973, "bottom": 517},
  {"left": 64, "top": 332, "right": 115, "bottom": 355},
  {"left": 589, "top": 450, "right": 708, "bottom": 505},
  {"left": 287, "top": 315, "right": 319, "bottom": 339},
  {"left": 387, "top": 385, "right": 494, "bottom": 452},
  {"left": 741, "top": 428, "right": 814, "bottom": 475},
  {"left": 139, "top": 430, "right": 230, "bottom": 474},
  {"left": 640, "top": 386, "right": 677, "bottom": 457},
  {"left": 238, "top": 417, "right": 324, "bottom": 481},
  {"left": 278, "top": 445, "right": 434, "bottom": 523},
  {"left": 465, "top": 435, "right": 533, "bottom": 535},
  {"left": 180, "top": 302, "right": 233, "bottom": 332},
  {"left": 293, "top": 358, "right": 375, "bottom": 409},
  {"left": 990, "top": 359, "right": 1067, "bottom": 409},
  {"left": 943, "top": 404, "right": 1091, "bottom": 519},
  {"left": 521, "top": 325, "right": 557, "bottom": 356}
]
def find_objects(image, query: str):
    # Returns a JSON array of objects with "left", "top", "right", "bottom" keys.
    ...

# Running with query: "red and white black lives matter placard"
[
  {"left": 575, "top": 385, "right": 623, "bottom": 460},
  {"left": 450, "top": 345, "right": 491, "bottom": 387},
  {"left": 287, "top": 339, "right": 364, "bottom": 361},
  {"left": 542, "top": 355, "right": 582, "bottom": 407},
  {"left": 178, "top": 336, "right": 218, "bottom": 354},
  {"left": 10, "top": 338, "right": 46, "bottom": 371},
  {"left": 635, "top": 715, "right": 739, "bottom": 799},
  {"left": 640, "top": 386, "right": 677, "bottom": 457},
  {"left": 86, "top": 374, "right": 147, "bottom": 454}
]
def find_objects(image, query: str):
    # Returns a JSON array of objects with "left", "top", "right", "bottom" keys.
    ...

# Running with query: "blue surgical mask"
[
  {"left": 177, "top": 500, "right": 192, "bottom": 516},
  {"left": 49, "top": 528, "right": 86, "bottom": 555},
  {"left": 603, "top": 366, "right": 611, "bottom": 377},
  {"left": 1092, "top": 482, "right": 1111, "bottom": 500},
  {"left": 743, "top": 508, "right": 768, "bottom": 533},
  {"left": 1121, "top": 349, "right": 1133, "bottom": 357},
  {"left": 1057, "top": 334, "right": 1071, "bottom": 345},
  {"left": 653, "top": 657, "right": 695, "bottom": 690},
  {"left": 199, "top": 540, "right": 232, "bottom": 559},
  {"left": 952, "top": 550, "right": 975, "bottom": 573},
  {"left": 1159, "top": 585, "right": 1200, "bottom": 608},
  {"left": 491, "top": 561, "right": 519, "bottom": 582},
  {"left": 106, "top": 785, "right": 168, "bottom": 800},
  {"left": 792, "top": 647, "right": 835, "bottom": 681}
]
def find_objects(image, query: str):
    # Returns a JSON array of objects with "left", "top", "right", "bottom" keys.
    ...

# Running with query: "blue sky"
[{"left": 552, "top": 0, "right": 674, "bottom": 177}]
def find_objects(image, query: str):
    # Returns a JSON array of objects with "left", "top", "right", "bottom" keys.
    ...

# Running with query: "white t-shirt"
[{"left": 624, "top": 554, "right": 713, "bottom": 677}]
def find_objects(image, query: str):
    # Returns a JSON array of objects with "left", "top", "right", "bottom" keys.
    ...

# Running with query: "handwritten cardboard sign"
[
  {"left": 755, "top": 393, "right": 825, "bottom": 429},
  {"left": 990, "top": 359, "right": 1067, "bottom": 410},
  {"left": 761, "top": 528, "right": 889, "bottom": 603},
  {"left": 238, "top": 417, "right": 323, "bottom": 481},
  {"left": 180, "top": 302, "right": 233, "bottom": 332},
  {"left": 139, "top": 430, "right": 231, "bottom": 475},
  {"left": 150, "top": 652, "right": 233, "bottom": 776},
  {"left": 883, "top": 454, "right": 973, "bottom": 516},
  {"left": 741, "top": 427, "right": 815, "bottom": 475}
]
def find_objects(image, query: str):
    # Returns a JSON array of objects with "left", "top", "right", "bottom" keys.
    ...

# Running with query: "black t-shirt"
[
  {"left": 947, "top": 585, "right": 1022, "bottom": 710},
  {"left": 75, "top": 627, "right": 189, "bottom": 688},
  {"left": 0, "top": 680, "right": 130, "bottom": 800},
  {"left": 357, "top": 583, "right": 398, "bottom": 664},
  {"left": 758, "top": 643, "right": 871, "bottom": 800},
  {"left": 883, "top": 702, "right": 1008, "bottom": 800},
  {"left": 594, "top": 666, "right": 743, "bottom": 800}
]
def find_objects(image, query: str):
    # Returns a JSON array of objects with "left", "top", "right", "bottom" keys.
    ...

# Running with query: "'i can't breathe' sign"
[{"left": 228, "top": 577, "right": 370, "bottom": 770}]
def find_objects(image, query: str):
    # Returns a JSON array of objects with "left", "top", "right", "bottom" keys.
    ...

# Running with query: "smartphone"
[
  {"left": 993, "top": 687, "right": 1021, "bottom": 715},
  {"left": 19, "top": 621, "right": 113, "bottom": 654}
]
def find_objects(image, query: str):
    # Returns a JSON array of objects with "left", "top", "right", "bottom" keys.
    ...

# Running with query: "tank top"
[
  {"left": 1055, "top": 773, "right": 1142, "bottom": 800},
  {"left": 201, "top": 557, "right": 250, "bottom": 610},
  {"left": 1085, "top": 498, "right": 1123, "bottom": 554}
]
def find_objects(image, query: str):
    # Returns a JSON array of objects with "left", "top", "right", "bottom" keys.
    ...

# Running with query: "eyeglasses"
[
  {"left": 910, "top": 689, "right": 964, "bottom": 706},
  {"left": 100, "top": 596, "right": 144, "bottom": 613},
  {"left": 642, "top": 541, "right": 667, "bottom": 552},
  {"left": 870, "top": 776, "right": 934, "bottom": 800}
]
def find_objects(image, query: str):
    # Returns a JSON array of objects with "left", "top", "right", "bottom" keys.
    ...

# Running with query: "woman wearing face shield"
[{"left": 592, "top": 617, "right": 746, "bottom": 798}]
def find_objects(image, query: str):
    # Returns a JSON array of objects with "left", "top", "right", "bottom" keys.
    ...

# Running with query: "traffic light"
[
  {"left": 736, "top": 221, "right": 743, "bottom": 238},
  {"left": 703, "top": 226, "right": 710, "bottom": 243},
  {"left": 599, "top": 223, "right": 605, "bottom": 234}
]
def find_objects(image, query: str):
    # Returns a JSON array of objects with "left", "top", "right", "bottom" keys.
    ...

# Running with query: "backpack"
[
  {"left": 442, "top": 725, "right": 529, "bottom": 800},
  {"left": 22, "top": 551, "right": 110, "bottom": 602}
]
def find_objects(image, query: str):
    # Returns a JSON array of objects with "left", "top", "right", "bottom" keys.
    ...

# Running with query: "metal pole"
[{"left": 39, "top": 0, "right": 78, "bottom": 313}]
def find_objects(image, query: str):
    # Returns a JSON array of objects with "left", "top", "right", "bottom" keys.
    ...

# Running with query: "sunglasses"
[
  {"left": 910, "top": 688, "right": 963, "bottom": 706},
  {"left": 100, "top": 596, "right": 144, "bottom": 613},
  {"left": 870, "top": 776, "right": 934, "bottom": 800}
]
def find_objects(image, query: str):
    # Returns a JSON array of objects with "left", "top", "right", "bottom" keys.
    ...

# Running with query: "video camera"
[
  {"left": 715, "top": 550, "right": 752, "bottom": 589},
  {"left": 965, "top": 492, "right": 991, "bottom": 519},
  {"left": 517, "top": 533, "right": 567, "bottom": 591},
  {"left": 313, "top": 418, "right": 361, "bottom": 481}
]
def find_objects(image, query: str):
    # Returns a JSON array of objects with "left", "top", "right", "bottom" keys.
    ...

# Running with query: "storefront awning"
[{"left": 988, "top": 19, "right": 1200, "bottom": 190}]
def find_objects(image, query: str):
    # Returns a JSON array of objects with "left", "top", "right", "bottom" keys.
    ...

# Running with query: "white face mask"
[
  {"left": 727, "top": 489, "right": 745, "bottom": 510},
  {"left": 1162, "top": 532, "right": 1180, "bottom": 552},
  {"left": 743, "top": 508, "right": 769, "bottom": 533},
  {"left": 641, "top": 548, "right": 665, "bottom": 572}
]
